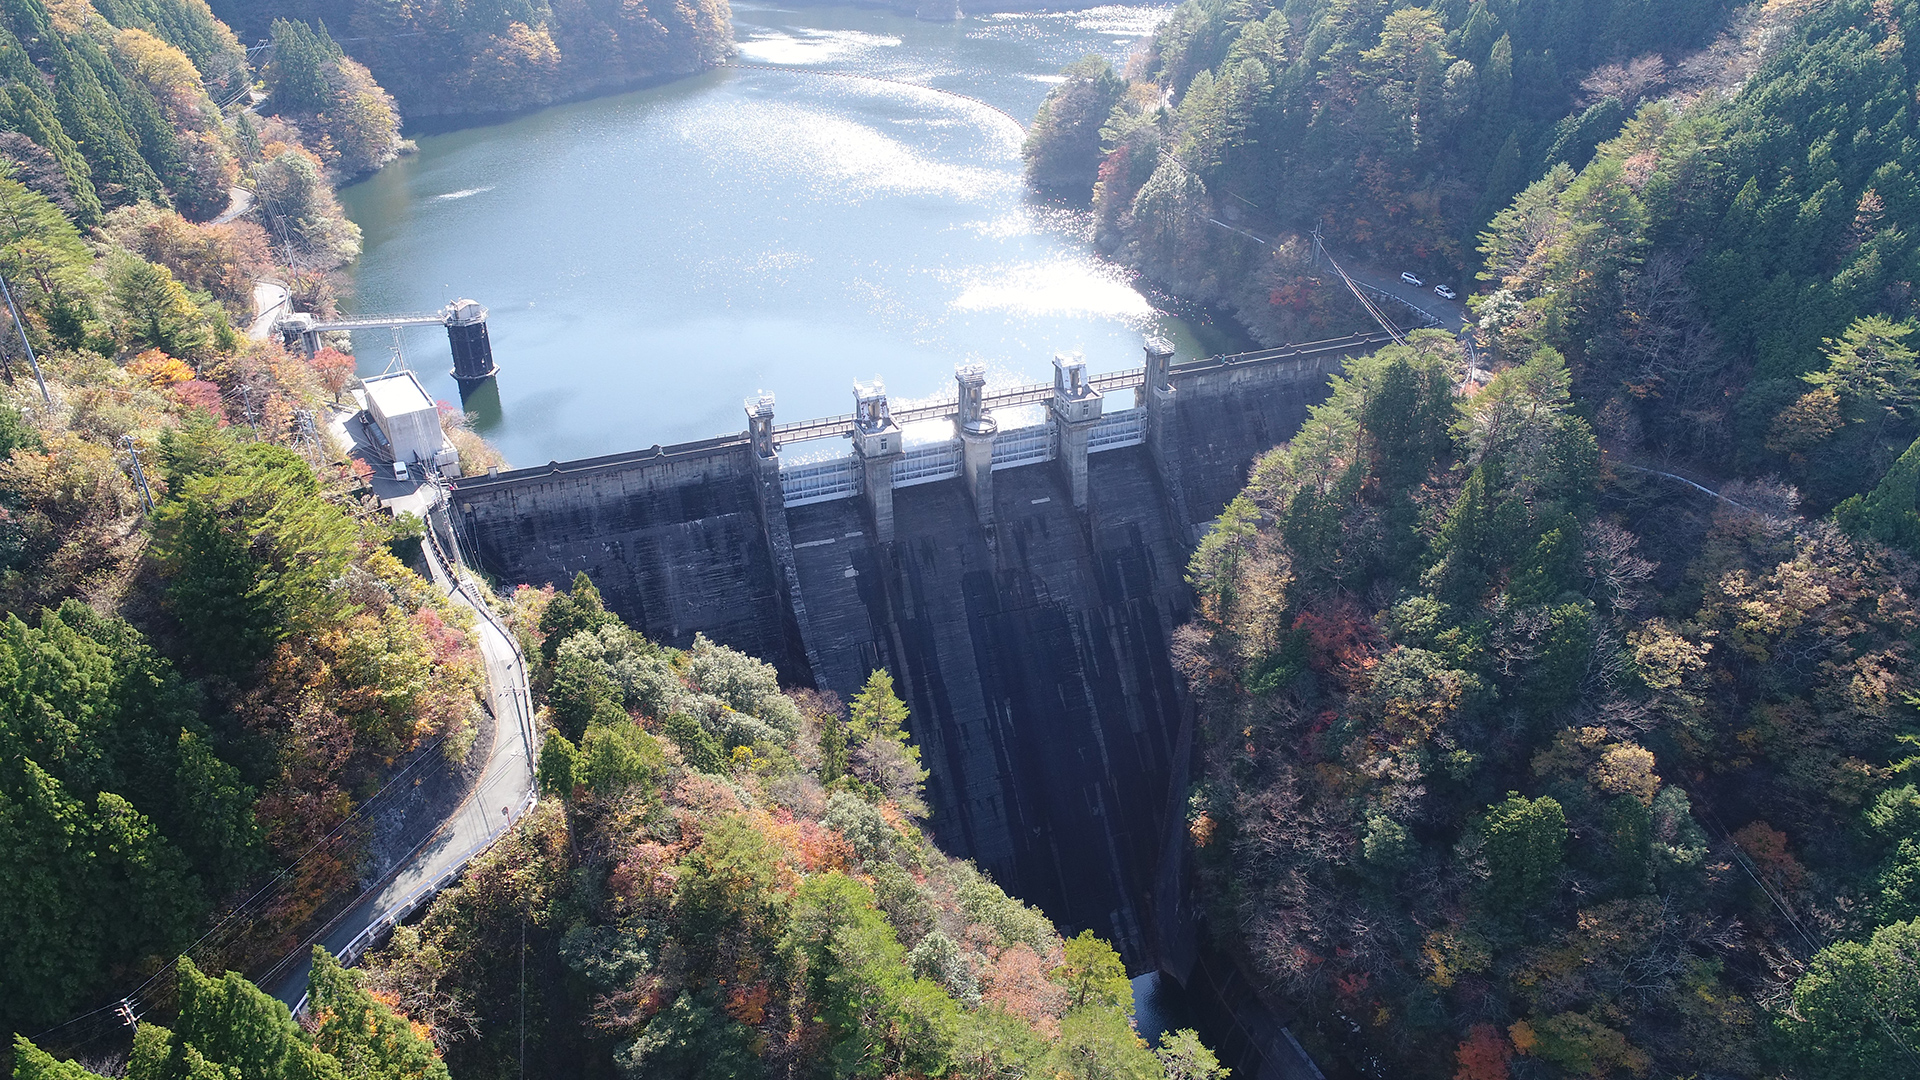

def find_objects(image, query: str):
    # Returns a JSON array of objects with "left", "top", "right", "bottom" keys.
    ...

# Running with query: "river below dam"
[{"left": 336, "top": 1, "right": 1248, "bottom": 468}]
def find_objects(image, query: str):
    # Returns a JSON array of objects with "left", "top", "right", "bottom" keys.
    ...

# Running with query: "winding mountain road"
[
  {"left": 247, "top": 280, "right": 291, "bottom": 342},
  {"left": 1338, "top": 256, "right": 1472, "bottom": 332},
  {"left": 264, "top": 519, "right": 536, "bottom": 1007},
  {"left": 211, "top": 185, "right": 254, "bottom": 226}
]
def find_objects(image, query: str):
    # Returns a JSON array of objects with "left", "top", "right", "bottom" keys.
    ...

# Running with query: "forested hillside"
[
  {"left": 0, "top": 157, "right": 490, "bottom": 1041},
  {"left": 0, "top": 0, "right": 244, "bottom": 222},
  {"left": 15, "top": 952, "right": 451, "bottom": 1080},
  {"left": 1137, "top": 2, "right": 1920, "bottom": 1078},
  {"left": 1475, "top": 0, "right": 1920, "bottom": 502},
  {"left": 208, "top": 0, "right": 733, "bottom": 120},
  {"left": 1029, "top": 0, "right": 1887, "bottom": 349},
  {"left": 1027, "top": 0, "right": 1738, "bottom": 287},
  {"left": 1181, "top": 332, "right": 1920, "bottom": 1080},
  {"left": 1032, "top": 0, "right": 1920, "bottom": 496},
  {"left": 256, "top": 17, "right": 404, "bottom": 181},
  {"left": 0, "top": 0, "right": 491, "bottom": 1065},
  {"left": 353, "top": 574, "right": 1223, "bottom": 1080}
]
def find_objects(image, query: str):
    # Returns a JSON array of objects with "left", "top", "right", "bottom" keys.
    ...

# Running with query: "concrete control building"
[{"left": 360, "top": 370, "right": 461, "bottom": 476}]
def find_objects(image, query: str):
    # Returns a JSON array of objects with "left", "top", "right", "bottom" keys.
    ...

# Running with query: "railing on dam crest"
[
  {"left": 991, "top": 423, "right": 1054, "bottom": 472},
  {"left": 445, "top": 331, "right": 1397, "bottom": 512},
  {"left": 755, "top": 335, "right": 1392, "bottom": 509},
  {"left": 771, "top": 410, "right": 1149, "bottom": 506},
  {"left": 893, "top": 440, "right": 963, "bottom": 488},
  {"left": 781, "top": 455, "right": 863, "bottom": 506},
  {"left": 1088, "top": 408, "right": 1146, "bottom": 453}
]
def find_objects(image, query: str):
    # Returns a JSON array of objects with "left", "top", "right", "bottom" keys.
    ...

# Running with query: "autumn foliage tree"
[
  {"left": 1454, "top": 1024, "right": 1511, "bottom": 1080},
  {"left": 263, "top": 18, "right": 401, "bottom": 178},
  {"left": 1169, "top": 325, "right": 1920, "bottom": 1076},
  {"left": 13, "top": 951, "right": 448, "bottom": 1080}
]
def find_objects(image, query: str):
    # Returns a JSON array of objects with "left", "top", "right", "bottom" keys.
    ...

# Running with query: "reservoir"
[{"left": 337, "top": 2, "right": 1219, "bottom": 467}]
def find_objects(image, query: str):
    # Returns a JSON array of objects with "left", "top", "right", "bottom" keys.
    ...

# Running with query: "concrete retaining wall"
[
  {"left": 1162, "top": 341, "right": 1359, "bottom": 521},
  {"left": 781, "top": 447, "right": 1189, "bottom": 957},
  {"left": 451, "top": 436, "right": 803, "bottom": 678}
]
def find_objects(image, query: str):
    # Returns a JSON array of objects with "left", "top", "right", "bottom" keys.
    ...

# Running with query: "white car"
[
  {"left": 1434, "top": 284, "right": 1457, "bottom": 300},
  {"left": 393, "top": 460, "right": 410, "bottom": 482},
  {"left": 1401, "top": 271, "right": 1424, "bottom": 287}
]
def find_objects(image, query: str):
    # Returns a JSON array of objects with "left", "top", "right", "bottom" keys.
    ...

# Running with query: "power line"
[
  {"left": 32, "top": 732, "right": 454, "bottom": 1043},
  {"left": 1200, "top": 210, "right": 1414, "bottom": 347},
  {"left": 1701, "top": 804, "right": 1920, "bottom": 1071},
  {"left": 36, "top": 488, "right": 538, "bottom": 1046},
  {"left": 1311, "top": 227, "right": 1407, "bottom": 347}
]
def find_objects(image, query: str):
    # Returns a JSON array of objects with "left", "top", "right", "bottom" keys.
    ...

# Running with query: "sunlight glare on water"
[
  {"left": 735, "top": 26, "right": 904, "bottom": 66},
  {"left": 948, "top": 258, "right": 1159, "bottom": 321},
  {"left": 682, "top": 97, "right": 1019, "bottom": 203}
]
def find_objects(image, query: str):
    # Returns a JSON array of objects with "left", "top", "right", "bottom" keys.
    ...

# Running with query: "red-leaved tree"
[{"left": 1455, "top": 1024, "right": 1512, "bottom": 1080}]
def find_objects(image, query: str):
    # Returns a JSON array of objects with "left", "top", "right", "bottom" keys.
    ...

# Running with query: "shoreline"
[
  {"left": 384, "top": 66, "right": 712, "bottom": 141},
  {"left": 365, "top": 0, "right": 1159, "bottom": 140}
]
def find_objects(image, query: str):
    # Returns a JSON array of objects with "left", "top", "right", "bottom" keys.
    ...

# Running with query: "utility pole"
[
  {"left": 236, "top": 383, "right": 262, "bottom": 432},
  {"left": 519, "top": 918, "right": 527, "bottom": 1080},
  {"left": 121, "top": 436, "right": 154, "bottom": 512},
  {"left": 517, "top": 684, "right": 535, "bottom": 766},
  {"left": 1, "top": 274, "right": 51, "bottom": 407},
  {"left": 291, "top": 407, "right": 321, "bottom": 462}
]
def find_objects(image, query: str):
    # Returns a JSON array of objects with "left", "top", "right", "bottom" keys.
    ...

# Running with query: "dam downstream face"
[{"left": 337, "top": 2, "right": 1199, "bottom": 467}]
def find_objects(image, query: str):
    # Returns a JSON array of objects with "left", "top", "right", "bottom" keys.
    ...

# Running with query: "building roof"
[{"left": 362, "top": 370, "right": 437, "bottom": 418}]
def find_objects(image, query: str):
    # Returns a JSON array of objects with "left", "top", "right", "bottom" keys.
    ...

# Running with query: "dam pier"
[{"left": 437, "top": 331, "right": 1392, "bottom": 980}]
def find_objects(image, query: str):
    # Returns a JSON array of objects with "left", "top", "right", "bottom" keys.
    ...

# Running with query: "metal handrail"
[
  {"left": 773, "top": 412, "right": 855, "bottom": 439},
  {"left": 771, "top": 372, "right": 1148, "bottom": 446},
  {"left": 767, "top": 344, "right": 1362, "bottom": 448},
  {"left": 457, "top": 335, "right": 1398, "bottom": 489},
  {"left": 282, "top": 486, "right": 538, "bottom": 1012},
  {"left": 424, "top": 485, "right": 536, "bottom": 770},
  {"left": 291, "top": 788, "right": 537, "bottom": 1017},
  {"left": 303, "top": 312, "right": 448, "bottom": 332}
]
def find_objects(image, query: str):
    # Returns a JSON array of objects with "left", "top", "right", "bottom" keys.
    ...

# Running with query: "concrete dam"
[{"left": 442, "top": 333, "right": 1392, "bottom": 968}]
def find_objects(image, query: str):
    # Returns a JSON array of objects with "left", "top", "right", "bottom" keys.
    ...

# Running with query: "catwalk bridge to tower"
[{"left": 278, "top": 299, "right": 498, "bottom": 387}]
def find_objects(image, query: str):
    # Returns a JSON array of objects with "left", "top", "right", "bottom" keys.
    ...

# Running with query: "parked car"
[
  {"left": 394, "top": 460, "right": 410, "bottom": 482},
  {"left": 1434, "top": 284, "right": 1457, "bottom": 299},
  {"left": 1401, "top": 271, "right": 1424, "bottom": 287}
]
